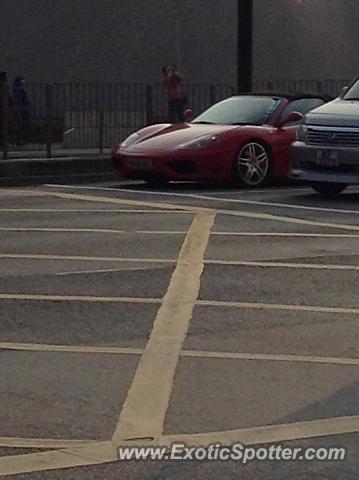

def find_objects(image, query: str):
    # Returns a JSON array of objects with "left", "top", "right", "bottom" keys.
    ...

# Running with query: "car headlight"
[
  {"left": 296, "top": 124, "right": 308, "bottom": 143},
  {"left": 177, "top": 135, "right": 219, "bottom": 150},
  {"left": 121, "top": 132, "right": 140, "bottom": 148}
]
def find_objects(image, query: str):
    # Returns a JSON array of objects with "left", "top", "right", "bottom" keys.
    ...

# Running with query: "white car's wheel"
[
  {"left": 236, "top": 142, "right": 271, "bottom": 187},
  {"left": 311, "top": 182, "right": 347, "bottom": 197}
]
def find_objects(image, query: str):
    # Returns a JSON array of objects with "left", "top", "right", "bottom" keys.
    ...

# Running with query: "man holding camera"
[{"left": 162, "top": 65, "right": 186, "bottom": 123}]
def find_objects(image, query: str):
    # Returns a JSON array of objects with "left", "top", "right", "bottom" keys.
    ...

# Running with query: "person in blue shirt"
[{"left": 13, "top": 76, "right": 31, "bottom": 143}]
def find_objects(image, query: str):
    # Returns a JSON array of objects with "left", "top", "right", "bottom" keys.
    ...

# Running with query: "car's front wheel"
[
  {"left": 236, "top": 142, "right": 272, "bottom": 187},
  {"left": 311, "top": 182, "right": 347, "bottom": 197}
]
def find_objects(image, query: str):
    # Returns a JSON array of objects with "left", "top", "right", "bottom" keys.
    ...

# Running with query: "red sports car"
[{"left": 112, "top": 94, "right": 326, "bottom": 187}]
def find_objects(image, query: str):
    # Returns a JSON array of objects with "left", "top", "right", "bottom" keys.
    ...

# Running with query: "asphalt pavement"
[{"left": 1, "top": 181, "right": 359, "bottom": 479}]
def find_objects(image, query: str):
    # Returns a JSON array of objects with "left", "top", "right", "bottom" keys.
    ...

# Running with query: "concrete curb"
[{"left": 0, "top": 155, "right": 115, "bottom": 186}]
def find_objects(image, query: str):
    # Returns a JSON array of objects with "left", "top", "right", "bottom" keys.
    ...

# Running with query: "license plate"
[
  {"left": 316, "top": 150, "right": 339, "bottom": 168},
  {"left": 128, "top": 159, "right": 153, "bottom": 170}
]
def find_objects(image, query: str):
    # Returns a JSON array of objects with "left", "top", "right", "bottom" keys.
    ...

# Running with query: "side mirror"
[
  {"left": 279, "top": 111, "right": 303, "bottom": 127},
  {"left": 340, "top": 86, "right": 348, "bottom": 98},
  {"left": 184, "top": 109, "right": 194, "bottom": 122}
]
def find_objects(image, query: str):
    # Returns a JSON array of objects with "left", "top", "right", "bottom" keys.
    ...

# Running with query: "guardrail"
[{"left": 0, "top": 79, "right": 349, "bottom": 159}]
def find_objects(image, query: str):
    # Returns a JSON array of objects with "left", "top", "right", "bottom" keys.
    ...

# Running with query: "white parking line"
[
  {"left": 198, "top": 300, "right": 359, "bottom": 315},
  {"left": 2, "top": 341, "right": 359, "bottom": 367},
  {"left": 190, "top": 193, "right": 359, "bottom": 216},
  {"left": 56, "top": 266, "right": 167, "bottom": 276},
  {"left": 0, "top": 228, "right": 358, "bottom": 238},
  {"left": 0, "top": 209, "right": 192, "bottom": 214},
  {"left": 45, "top": 184, "right": 359, "bottom": 216}
]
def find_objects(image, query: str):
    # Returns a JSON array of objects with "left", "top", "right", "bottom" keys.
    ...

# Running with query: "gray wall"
[
  {"left": 254, "top": 0, "right": 359, "bottom": 82},
  {"left": 1, "top": 0, "right": 358, "bottom": 85},
  {"left": 0, "top": 0, "right": 237, "bottom": 84}
]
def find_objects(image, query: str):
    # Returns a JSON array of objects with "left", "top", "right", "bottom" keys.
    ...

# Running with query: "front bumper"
[
  {"left": 112, "top": 149, "right": 234, "bottom": 181},
  {"left": 290, "top": 142, "right": 359, "bottom": 184}
]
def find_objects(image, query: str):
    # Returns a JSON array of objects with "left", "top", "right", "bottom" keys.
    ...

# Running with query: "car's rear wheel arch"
[{"left": 234, "top": 138, "right": 274, "bottom": 187}]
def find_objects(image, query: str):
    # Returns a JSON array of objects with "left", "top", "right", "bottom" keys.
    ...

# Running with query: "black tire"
[
  {"left": 311, "top": 182, "right": 347, "bottom": 197},
  {"left": 235, "top": 141, "right": 272, "bottom": 187}
]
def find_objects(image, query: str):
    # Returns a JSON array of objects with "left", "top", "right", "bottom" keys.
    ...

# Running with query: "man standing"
[
  {"left": 13, "top": 76, "right": 31, "bottom": 143},
  {"left": 162, "top": 65, "right": 186, "bottom": 123},
  {"left": 0, "top": 72, "right": 9, "bottom": 150}
]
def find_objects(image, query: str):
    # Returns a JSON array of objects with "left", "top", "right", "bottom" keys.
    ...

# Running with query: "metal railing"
[{"left": 0, "top": 79, "right": 349, "bottom": 159}]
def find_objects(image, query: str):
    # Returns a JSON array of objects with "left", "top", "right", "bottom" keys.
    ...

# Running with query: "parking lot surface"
[{"left": 1, "top": 182, "right": 359, "bottom": 479}]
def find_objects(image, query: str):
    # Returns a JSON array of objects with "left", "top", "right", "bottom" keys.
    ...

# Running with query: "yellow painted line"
[
  {"left": 0, "top": 437, "right": 99, "bottom": 449},
  {"left": 0, "top": 441, "right": 117, "bottom": 477},
  {"left": 217, "top": 208, "right": 359, "bottom": 232},
  {"left": 206, "top": 260, "right": 359, "bottom": 271},
  {"left": 183, "top": 350, "right": 359, "bottom": 366},
  {"left": 55, "top": 189, "right": 359, "bottom": 231},
  {"left": 0, "top": 294, "right": 161, "bottom": 304},
  {"left": 198, "top": 299, "right": 359, "bottom": 315},
  {"left": 112, "top": 211, "right": 216, "bottom": 443},
  {"left": 0, "top": 342, "right": 143, "bottom": 356},
  {"left": 11, "top": 187, "right": 359, "bottom": 232},
  {"left": 30, "top": 189, "right": 204, "bottom": 213},
  {"left": 162, "top": 416, "right": 359, "bottom": 447},
  {"left": 0, "top": 253, "right": 175, "bottom": 264},
  {"left": 2, "top": 415, "right": 359, "bottom": 476},
  {"left": 0, "top": 190, "right": 44, "bottom": 197},
  {"left": 1, "top": 342, "right": 359, "bottom": 367}
]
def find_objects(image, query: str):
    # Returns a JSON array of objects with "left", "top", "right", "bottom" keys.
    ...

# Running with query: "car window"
[
  {"left": 343, "top": 78, "right": 359, "bottom": 100},
  {"left": 281, "top": 98, "right": 325, "bottom": 125},
  {"left": 192, "top": 96, "right": 281, "bottom": 126}
]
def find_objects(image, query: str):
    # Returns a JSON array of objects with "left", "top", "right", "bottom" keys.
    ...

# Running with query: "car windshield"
[
  {"left": 343, "top": 79, "right": 359, "bottom": 100},
  {"left": 192, "top": 96, "right": 281, "bottom": 126}
]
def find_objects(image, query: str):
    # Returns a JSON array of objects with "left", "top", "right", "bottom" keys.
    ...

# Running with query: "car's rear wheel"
[
  {"left": 311, "top": 182, "right": 347, "bottom": 197},
  {"left": 236, "top": 142, "right": 272, "bottom": 187}
]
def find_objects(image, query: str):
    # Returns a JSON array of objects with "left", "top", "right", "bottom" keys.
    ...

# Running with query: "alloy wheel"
[{"left": 237, "top": 142, "right": 270, "bottom": 186}]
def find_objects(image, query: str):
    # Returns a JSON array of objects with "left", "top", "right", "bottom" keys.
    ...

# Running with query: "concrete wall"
[
  {"left": 253, "top": 0, "right": 359, "bottom": 82},
  {"left": 0, "top": 0, "right": 237, "bottom": 84},
  {"left": 1, "top": 0, "right": 358, "bottom": 85}
]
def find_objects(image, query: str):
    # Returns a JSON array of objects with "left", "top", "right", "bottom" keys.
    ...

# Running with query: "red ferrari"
[{"left": 112, "top": 94, "right": 326, "bottom": 187}]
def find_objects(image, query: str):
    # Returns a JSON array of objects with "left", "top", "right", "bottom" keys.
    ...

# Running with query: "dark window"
[{"left": 281, "top": 98, "right": 325, "bottom": 125}]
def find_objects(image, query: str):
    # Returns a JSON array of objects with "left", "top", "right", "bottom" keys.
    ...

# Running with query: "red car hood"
[{"left": 130, "top": 123, "right": 238, "bottom": 152}]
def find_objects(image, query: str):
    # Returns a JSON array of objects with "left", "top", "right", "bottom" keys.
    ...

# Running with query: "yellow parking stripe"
[
  {"left": 162, "top": 416, "right": 359, "bottom": 447},
  {"left": 112, "top": 212, "right": 216, "bottom": 443}
]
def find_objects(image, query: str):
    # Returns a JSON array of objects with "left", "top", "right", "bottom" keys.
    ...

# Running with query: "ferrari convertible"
[{"left": 112, "top": 94, "right": 327, "bottom": 187}]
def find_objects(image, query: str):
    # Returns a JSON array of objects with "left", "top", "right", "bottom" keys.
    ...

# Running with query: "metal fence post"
[
  {"left": 146, "top": 84, "right": 154, "bottom": 125},
  {"left": 209, "top": 84, "right": 217, "bottom": 105},
  {"left": 0, "top": 81, "right": 9, "bottom": 160},
  {"left": 98, "top": 107, "right": 105, "bottom": 154},
  {"left": 46, "top": 83, "right": 53, "bottom": 158},
  {"left": 316, "top": 80, "right": 323, "bottom": 95}
]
